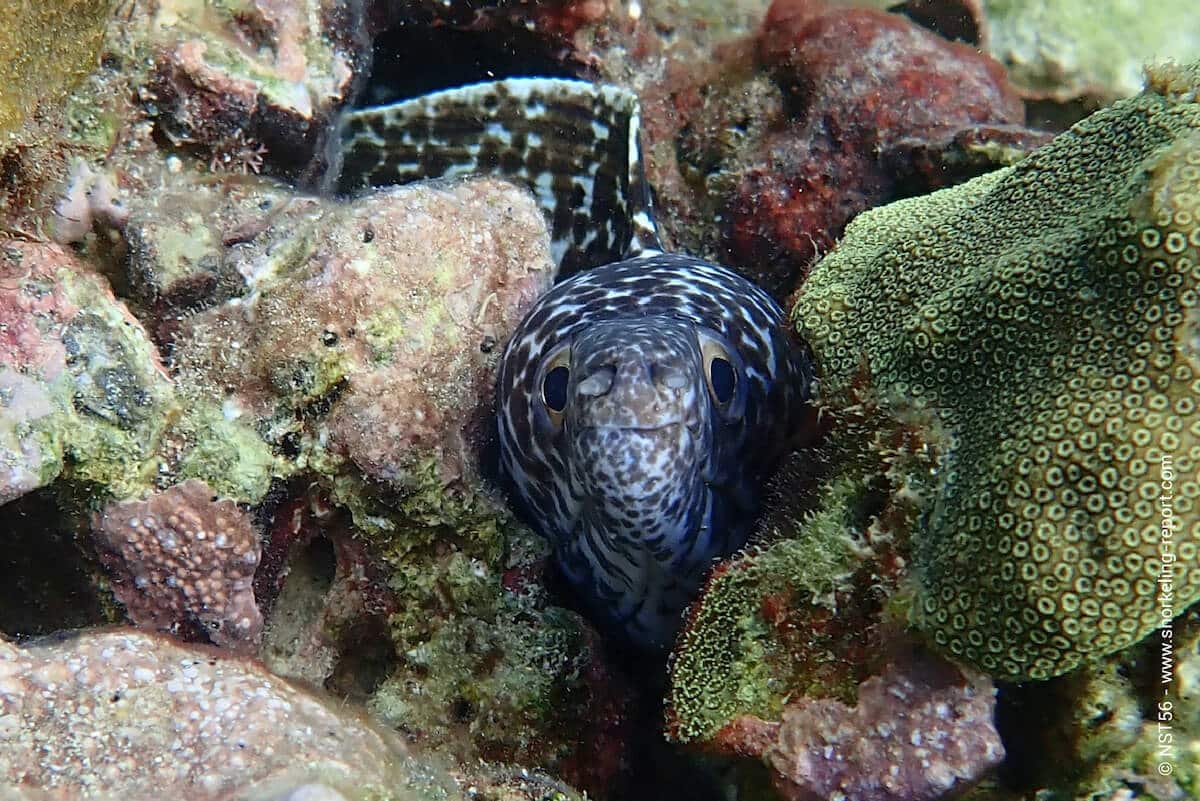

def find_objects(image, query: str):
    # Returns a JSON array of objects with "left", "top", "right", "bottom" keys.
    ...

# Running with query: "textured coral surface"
[
  {"left": 666, "top": 511, "right": 866, "bottom": 743},
  {"left": 0, "top": 628, "right": 573, "bottom": 801},
  {"left": 719, "top": 652, "right": 1004, "bottom": 801},
  {"left": 795, "top": 63, "right": 1200, "bottom": 680},
  {"left": 92, "top": 480, "right": 263, "bottom": 652},
  {"left": 665, "top": 425, "right": 934, "bottom": 742}
]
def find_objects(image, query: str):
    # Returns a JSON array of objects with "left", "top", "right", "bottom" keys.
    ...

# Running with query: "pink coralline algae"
[
  {"left": 0, "top": 241, "right": 175, "bottom": 503},
  {"left": 728, "top": 0, "right": 1041, "bottom": 290},
  {"left": 92, "top": 479, "right": 263, "bottom": 653},
  {"left": 0, "top": 244, "right": 76, "bottom": 381},
  {"left": 0, "top": 245, "right": 71, "bottom": 503},
  {"left": 719, "top": 651, "right": 1005, "bottom": 801}
]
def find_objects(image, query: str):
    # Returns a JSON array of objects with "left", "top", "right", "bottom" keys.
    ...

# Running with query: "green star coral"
[{"left": 794, "top": 62, "right": 1200, "bottom": 681}]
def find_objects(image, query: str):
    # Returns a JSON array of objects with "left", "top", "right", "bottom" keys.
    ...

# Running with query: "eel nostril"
[
  {"left": 654, "top": 363, "right": 689, "bottom": 390},
  {"left": 576, "top": 366, "right": 616, "bottom": 397}
]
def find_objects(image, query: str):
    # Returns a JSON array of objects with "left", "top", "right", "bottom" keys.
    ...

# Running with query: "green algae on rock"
[
  {"left": 793, "top": 62, "right": 1200, "bottom": 681},
  {"left": 0, "top": 242, "right": 175, "bottom": 502},
  {"left": 0, "top": 0, "right": 115, "bottom": 138},
  {"left": 665, "top": 412, "right": 938, "bottom": 746},
  {"left": 666, "top": 482, "right": 865, "bottom": 743},
  {"left": 368, "top": 539, "right": 595, "bottom": 765}
]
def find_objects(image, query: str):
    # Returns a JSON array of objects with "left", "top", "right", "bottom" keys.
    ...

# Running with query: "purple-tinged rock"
[
  {"left": 92, "top": 479, "right": 263, "bottom": 653},
  {"left": 720, "top": 650, "right": 1005, "bottom": 801}
]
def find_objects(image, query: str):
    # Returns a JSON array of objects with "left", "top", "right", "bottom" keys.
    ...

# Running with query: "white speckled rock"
[{"left": 0, "top": 628, "right": 456, "bottom": 800}]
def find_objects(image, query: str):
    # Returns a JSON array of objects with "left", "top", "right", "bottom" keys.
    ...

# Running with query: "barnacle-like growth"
[
  {"left": 92, "top": 479, "right": 263, "bottom": 652},
  {"left": 794, "top": 62, "right": 1200, "bottom": 680}
]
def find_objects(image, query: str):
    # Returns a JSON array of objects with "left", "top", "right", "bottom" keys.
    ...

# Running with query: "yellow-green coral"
[
  {"left": 794, "top": 62, "right": 1200, "bottom": 680},
  {"left": 666, "top": 472, "right": 869, "bottom": 742},
  {"left": 0, "top": 0, "right": 115, "bottom": 138}
]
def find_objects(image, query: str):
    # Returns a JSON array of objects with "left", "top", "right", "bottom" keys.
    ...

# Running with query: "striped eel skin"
[{"left": 337, "top": 78, "right": 813, "bottom": 650}]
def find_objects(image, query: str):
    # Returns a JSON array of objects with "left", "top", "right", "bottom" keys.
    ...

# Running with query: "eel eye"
[
  {"left": 700, "top": 337, "right": 737, "bottom": 406},
  {"left": 543, "top": 366, "right": 569, "bottom": 412},
  {"left": 539, "top": 346, "right": 571, "bottom": 421}
]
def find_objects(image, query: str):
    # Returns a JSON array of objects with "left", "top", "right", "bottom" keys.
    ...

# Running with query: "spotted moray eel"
[{"left": 337, "top": 78, "right": 813, "bottom": 650}]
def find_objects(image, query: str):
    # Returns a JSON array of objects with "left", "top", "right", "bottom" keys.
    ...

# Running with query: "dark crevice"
[
  {"left": 325, "top": 615, "right": 398, "bottom": 701},
  {"left": 0, "top": 489, "right": 107, "bottom": 639},
  {"left": 357, "top": 22, "right": 579, "bottom": 109},
  {"left": 888, "top": 0, "right": 981, "bottom": 44}
]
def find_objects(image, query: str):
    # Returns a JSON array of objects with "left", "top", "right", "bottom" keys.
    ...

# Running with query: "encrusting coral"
[
  {"left": 794, "top": 61, "right": 1200, "bottom": 680},
  {"left": 716, "top": 650, "right": 1004, "bottom": 801},
  {"left": 91, "top": 479, "right": 263, "bottom": 653}
]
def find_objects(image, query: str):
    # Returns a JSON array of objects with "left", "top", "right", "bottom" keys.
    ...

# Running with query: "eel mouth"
[{"left": 577, "top": 420, "right": 686, "bottom": 434}]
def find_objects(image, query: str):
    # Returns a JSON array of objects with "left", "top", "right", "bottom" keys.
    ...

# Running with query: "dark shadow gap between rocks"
[
  {"left": 358, "top": 23, "right": 580, "bottom": 109},
  {"left": 0, "top": 487, "right": 108, "bottom": 639}
]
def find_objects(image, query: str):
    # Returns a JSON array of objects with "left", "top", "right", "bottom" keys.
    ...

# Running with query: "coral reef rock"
[
  {"left": 794, "top": 61, "right": 1200, "bottom": 680},
  {"left": 718, "top": 651, "right": 1004, "bottom": 801},
  {"left": 121, "top": 174, "right": 293, "bottom": 312},
  {"left": 0, "top": 241, "right": 175, "bottom": 503},
  {"left": 171, "top": 176, "right": 553, "bottom": 499},
  {"left": 5, "top": 155, "right": 615, "bottom": 790},
  {"left": 0, "top": 0, "right": 115, "bottom": 137},
  {"left": 91, "top": 479, "right": 263, "bottom": 653},
  {"left": 0, "top": 627, "right": 578, "bottom": 800},
  {"left": 157, "top": 175, "right": 626, "bottom": 792},
  {"left": 725, "top": 0, "right": 1040, "bottom": 292},
  {"left": 980, "top": 0, "right": 1200, "bottom": 105},
  {"left": 146, "top": 0, "right": 368, "bottom": 177}
]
